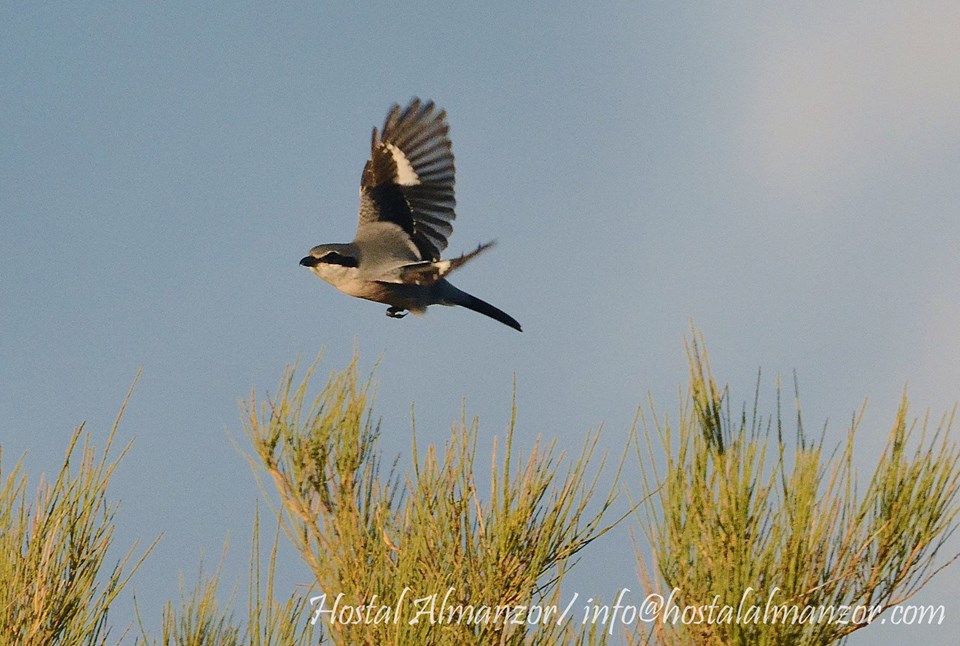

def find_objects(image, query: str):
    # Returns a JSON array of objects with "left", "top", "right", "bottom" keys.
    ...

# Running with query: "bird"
[{"left": 300, "top": 98, "right": 522, "bottom": 332}]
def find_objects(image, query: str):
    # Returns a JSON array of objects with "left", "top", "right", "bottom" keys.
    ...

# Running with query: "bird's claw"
[{"left": 386, "top": 307, "right": 408, "bottom": 319}]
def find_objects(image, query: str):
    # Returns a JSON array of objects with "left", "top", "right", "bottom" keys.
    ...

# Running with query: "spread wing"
[
  {"left": 356, "top": 98, "right": 456, "bottom": 262},
  {"left": 398, "top": 241, "right": 495, "bottom": 285}
]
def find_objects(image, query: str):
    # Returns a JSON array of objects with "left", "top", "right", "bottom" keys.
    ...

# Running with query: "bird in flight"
[{"left": 300, "top": 98, "right": 522, "bottom": 332}]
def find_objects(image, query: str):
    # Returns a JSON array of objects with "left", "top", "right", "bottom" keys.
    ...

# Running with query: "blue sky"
[{"left": 2, "top": 1, "right": 958, "bottom": 643}]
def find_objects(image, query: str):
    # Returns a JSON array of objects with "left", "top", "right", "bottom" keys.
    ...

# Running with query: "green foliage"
[
  {"left": 243, "top": 356, "right": 622, "bottom": 645},
  {"left": 138, "top": 507, "right": 317, "bottom": 646},
  {"left": 155, "top": 554, "right": 242, "bottom": 646},
  {"left": 243, "top": 506, "right": 319, "bottom": 646},
  {"left": 633, "top": 332, "right": 960, "bottom": 645},
  {"left": 0, "top": 380, "right": 154, "bottom": 646},
  {"left": 4, "top": 335, "right": 958, "bottom": 646}
]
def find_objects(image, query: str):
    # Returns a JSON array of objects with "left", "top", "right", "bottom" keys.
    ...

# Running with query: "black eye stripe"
[{"left": 321, "top": 252, "right": 358, "bottom": 268}]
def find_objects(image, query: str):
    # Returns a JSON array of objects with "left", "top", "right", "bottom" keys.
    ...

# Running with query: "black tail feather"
[{"left": 454, "top": 291, "right": 522, "bottom": 332}]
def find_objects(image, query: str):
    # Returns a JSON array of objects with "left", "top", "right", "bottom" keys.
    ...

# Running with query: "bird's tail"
[{"left": 444, "top": 284, "right": 522, "bottom": 332}]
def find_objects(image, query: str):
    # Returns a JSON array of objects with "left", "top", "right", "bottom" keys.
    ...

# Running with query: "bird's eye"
[{"left": 321, "top": 252, "right": 358, "bottom": 268}]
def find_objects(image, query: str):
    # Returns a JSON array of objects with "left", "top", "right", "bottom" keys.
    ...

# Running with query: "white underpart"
[
  {"left": 385, "top": 143, "right": 420, "bottom": 186},
  {"left": 434, "top": 260, "right": 452, "bottom": 275}
]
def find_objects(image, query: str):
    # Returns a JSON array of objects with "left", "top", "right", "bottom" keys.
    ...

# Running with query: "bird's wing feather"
[
  {"left": 357, "top": 99, "right": 456, "bottom": 262},
  {"left": 397, "top": 241, "right": 495, "bottom": 285}
]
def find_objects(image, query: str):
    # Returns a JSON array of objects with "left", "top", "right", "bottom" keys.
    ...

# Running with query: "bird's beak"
[{"left": 300, "top": 256, "right": 319, "bottom": 267}]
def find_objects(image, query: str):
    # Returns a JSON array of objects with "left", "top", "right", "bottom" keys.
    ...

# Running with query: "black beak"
[{"left": 300, "top": 256, "right": 319, "bottom": 267}]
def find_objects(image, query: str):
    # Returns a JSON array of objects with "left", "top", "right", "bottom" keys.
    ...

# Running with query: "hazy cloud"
[{"left": 744, "top": 2, "right": 960, "bottom": 196}]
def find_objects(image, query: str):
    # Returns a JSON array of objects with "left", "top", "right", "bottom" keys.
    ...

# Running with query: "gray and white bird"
[{"left": 300, "top": 98, "right": 522, "bottom": 332}]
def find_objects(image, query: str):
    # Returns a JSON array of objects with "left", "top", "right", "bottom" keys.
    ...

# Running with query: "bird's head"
[{"left": 300, "top": 243, "right": 359, "bottom": 285}]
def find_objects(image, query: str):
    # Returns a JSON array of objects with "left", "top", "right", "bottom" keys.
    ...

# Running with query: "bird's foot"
[{"left": 386, "top": 306, "right": 408, "bottom": 319}]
